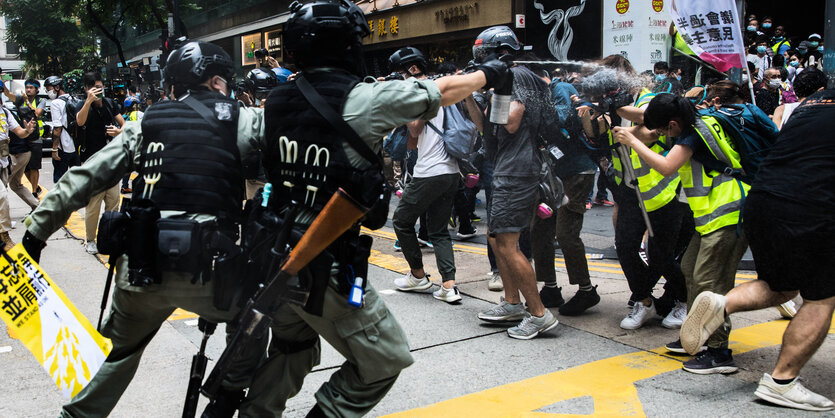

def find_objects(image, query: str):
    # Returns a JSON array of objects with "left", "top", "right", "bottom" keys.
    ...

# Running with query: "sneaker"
[
  {"left": 682, "top": 347, "right": 738, "bottom": 374},
  {"left": 394, "top": 272, "right": 432, "bottom": 292},
  {"left": 776, "top": 300, "right": 797, "bottom": 319},
  {"left": 754, "top": 373, "right": 835, "bottom": 411},
  {"left": 433, "top": 285, "right": 462, "bottom": 304},
  {"left": 478, "top": 297, "right": 526, "bottom": 322},
  {"left": 665, "top": 338, "right": 706, "bottom": 354},
  {"left": 85, "top": 241, "right": 99, "bottom": 254},
  {"left": 416, "top": 237, "right": 433, "bottom": 248},
  {"left": 507, "top": 310, "right": 559, "bottom": 340},
  {"left": 456, "top": 227, "right": 478, "bottom": 240},
  {"left": 593, "top": 198, "right": 615, "bottom": 207},
  {"left": 539, "top": 286, "right": 565, "bottom": 308},
  {"left": 558, "top": 286, "right": 600, "bottom": 316},
  {"left": 585, "top": 201, "right": 592, "bottom": 210},
  {"left": 662, "top": 301, "right": 687, "bottom": 329},
  {"left": 638, "top": 249, "right": 649, "bottom": 266},
  {"left": 470, "top": 213, "right": 481, "bottom": 223},
  {"left": 393, "top": 240, "right": 402, "bottom": 251},
  {"left": 620, "top": 300, "right": 656, "bottom": 329},
  {"left": 487, "top": 272, "right": 503, "bottom": 291},
  {"left": 680, "top": 291, "right": 727, "bottom": 355}
]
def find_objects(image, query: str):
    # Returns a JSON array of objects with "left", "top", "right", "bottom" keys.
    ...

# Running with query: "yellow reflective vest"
[
  {"left": 608, "top": 91, "right": 681, "bottom": 212},
  {"left": 25, "top": 97, "right": 44, "bottom": 137},
  {"left": 680, "top": 115, "right": 750, "bottom": 235}
]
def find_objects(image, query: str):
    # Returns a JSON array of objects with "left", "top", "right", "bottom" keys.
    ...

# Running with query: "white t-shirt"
[
  {"left": 50, "top": 94, "right": 76, "bottom": 152},
  {"left": 413, "top": 108, "right": 458, "bottom": 178}
]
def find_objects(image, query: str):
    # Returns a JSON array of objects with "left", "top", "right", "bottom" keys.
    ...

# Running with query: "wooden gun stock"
[{"left": 280, "top": 188, "right": 367, "bottom": 276}]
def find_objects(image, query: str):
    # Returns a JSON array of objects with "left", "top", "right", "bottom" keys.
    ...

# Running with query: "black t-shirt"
[
  {"left": 754, "top": 87, "right": 780, "bottom": 116},
  {"left": 752, "top": 89, "right": 835, "bottom": 220},
  {"left": 81, "top": 98, "right": 119, "bottom": 162},
  {"left": 485, "top": 66, "right": 549, "bottom": 178}
]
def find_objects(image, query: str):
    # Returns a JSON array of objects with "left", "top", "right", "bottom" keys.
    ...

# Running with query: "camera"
[{"left": 254, "top": 48, "right": 269, "bottom": 60}]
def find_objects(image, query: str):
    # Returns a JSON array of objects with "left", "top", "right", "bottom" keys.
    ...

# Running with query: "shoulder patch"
[{"left": 215, "top": 102, "right": 233, "bottom": 121}]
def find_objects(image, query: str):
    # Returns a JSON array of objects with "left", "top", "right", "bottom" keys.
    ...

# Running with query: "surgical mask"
[
  {"left": 757, "top": 46, "right": 767, "bottom": 54},
  {"left": 762, "top": 23, "right": 772, "bottom": 29},
  {"left": 819, "top": 46, "right": 825, "bottom": 52},
  {"left": 790, "top": 60, "right": 800, "bottom": 67},
  {"left": 747, "top": 26, "right": 756, "bottom": 32},
  {"left": 773, "top": 36, "right": 784, "bottom": 41},
  {"left": 47, "top": 90, "right": 57, "bottom": 100},
  {"left": 798, "top": 48, "right": 808, "bottom": 54},
  {"left": 768, "top": 79, "right": 782, "bottom": 89},
  {"left": 654, "top": 73, "right": 666, "bottom": 82},
  {"left": 810, "top": 41, "right": 820, "bottom": 48}
]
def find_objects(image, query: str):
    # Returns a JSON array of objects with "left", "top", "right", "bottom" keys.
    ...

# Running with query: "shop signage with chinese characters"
[{"left": 241, "top": 33, "right": 262, "bottom": 66}]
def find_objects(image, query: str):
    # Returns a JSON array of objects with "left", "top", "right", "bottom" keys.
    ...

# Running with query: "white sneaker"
[
  {"left": 662, "top": 301, "right": 687, "bottom": 329},
  {"left": 776, "top": 300, "right": 798, "bottom": 319},
  {"left": 85, "top": 241, "right": 98, "bottom": 254},
  {"left": 487, "top": 272, "right": 503, "bottom": 291},
  {"left": 620, "top": 300, "right": 656, "bottom": 330},
  {"left": 393, "top": 272, "right": 432, "bottom": 292},
  {"left": 755, "top": 373, "right": 835, "bottom": 411},
  {"left": 433, "top": 285, "right": 462, "bottom": 304}
]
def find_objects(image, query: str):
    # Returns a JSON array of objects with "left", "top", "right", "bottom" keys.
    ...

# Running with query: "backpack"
[
  {"left": 383, "top": 125, "right": 408, "bottom": 161},
  {"left": 696, "top": 103, "right": 779, "bottom": 184},
  {"left": 427, "top": 102, "right": 478, "bottom": 160},
  {"left": 54, "top": 95, "right": 85, "bottom": 148}
]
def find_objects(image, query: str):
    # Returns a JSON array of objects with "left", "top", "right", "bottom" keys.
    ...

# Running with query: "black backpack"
[{"left": 54, "top": 95, "right": 85, "bottom": 149}]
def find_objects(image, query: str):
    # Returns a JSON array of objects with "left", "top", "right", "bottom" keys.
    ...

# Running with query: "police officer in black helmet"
[
  {"left": 21, "top": 40, "right": 267, "bottom": 417},
  {"left": 232, "top": 1, "right": 511, "bottom": 416}
]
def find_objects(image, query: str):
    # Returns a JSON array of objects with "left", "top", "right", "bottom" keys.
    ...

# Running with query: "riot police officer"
[
  {"left": 21, "top": 40, "right": 266, "bottom": 417},
  {"left": 232, "top": 0, "right": 512, "bottom": 416}
]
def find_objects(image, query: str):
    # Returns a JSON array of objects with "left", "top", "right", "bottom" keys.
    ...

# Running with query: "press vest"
[
  {"left": 771, "top": 39, "right": 790, "bottom": 54},
  {"left": 630, "top": 91, "right": 681, "bottom": 212},
  {"left": 263, "top": 70, "right": 367, "bottom": 215},
  {"left": 680, "top": 116, "right": 750, "bottom": 235},
  {"left": 134, "top": 90, "right": 244, "bottom": 220},
  {"left": 25, "top": 97, "right": 44, "bottom": 137}
]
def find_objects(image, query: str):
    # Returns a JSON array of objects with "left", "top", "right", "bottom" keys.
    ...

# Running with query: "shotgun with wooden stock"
[{"left": 200, "top": 188, "right": 368, "bottom": 400}]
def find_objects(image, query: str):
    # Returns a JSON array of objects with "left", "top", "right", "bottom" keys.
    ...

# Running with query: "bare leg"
[
  {"left": 771, "top": 296, "right": 835, "bottom": 380},
  {"left": 725, "top": 280, "right": 798, "bottom": 314},
  {"left": 488, "top": 232, "right": 519, "bottom": 303},
  {"left": 494, "top": 232, "right": 545, "bottom": 316}
]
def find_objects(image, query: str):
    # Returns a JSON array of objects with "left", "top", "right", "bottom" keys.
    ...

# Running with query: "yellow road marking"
[
  {"left": 168, "top": 309, "right": 199, "bottom": 321},
  {"left": 385, "top": 321, "right": 794, "bottom": 417}
]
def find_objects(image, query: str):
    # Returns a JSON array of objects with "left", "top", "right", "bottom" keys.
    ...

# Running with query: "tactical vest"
[
  {"left": 134, "top": 90, "right": 244, "bottom": 220},
  {"left": 263, "top": 70, "right": 366, "bottom": 215},
  {"left": 629, "top": 91, "right": 681, "bottom": 212},
  {"left": 680, "top": 116, "right": 750, "bottom": 235}
]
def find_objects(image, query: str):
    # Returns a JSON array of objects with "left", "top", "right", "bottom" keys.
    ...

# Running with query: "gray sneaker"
[
  {"left": 477, "top": 297, "right": 526, "bottom": 322},
  {"left": 507, "top": 310, "right": 559, "bottom": 340},
  {"left": 680, "top": 291, "right": 726, "bottom": 355},
  {"left": 755, "top": 373, "right": 835, "bottom": 411}
]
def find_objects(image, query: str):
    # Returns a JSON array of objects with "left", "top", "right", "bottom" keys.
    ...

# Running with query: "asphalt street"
[{"left": 0, "top": 160, "right": 832, "bottom": 417}]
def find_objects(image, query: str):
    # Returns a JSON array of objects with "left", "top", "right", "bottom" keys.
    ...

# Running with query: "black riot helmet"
[
  {"left": 283, "top": 0, "right": 371, "bottom": 75},
  {"left": 163, "top": 40, "right": 234, "bottom": 93},
  {"left": 388, "top": 46, "right": 428, "bottom": 74},
  {"left": 245, "top": 68, "right": 279, "bottom": 98},
  {"left": 472, "top": 25, "right": 521, "bottom": 62}
]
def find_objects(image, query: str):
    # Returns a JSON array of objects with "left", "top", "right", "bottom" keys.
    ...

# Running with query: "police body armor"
[
  {"left": 107, "top": 90, "right": 245, "bottom": 308},
  {"left": 251, "top": 70, "right": 377, "bottom": 315}
]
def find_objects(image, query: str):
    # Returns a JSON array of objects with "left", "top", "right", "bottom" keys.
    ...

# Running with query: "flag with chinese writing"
[
  {"left": 0, "top": 244, "right": 112, "bottom": 398},
  {"left": 670, "top": 0, "right": 747, "bottom": 72}
]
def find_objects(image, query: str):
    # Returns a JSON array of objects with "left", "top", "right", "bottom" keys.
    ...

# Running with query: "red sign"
[
  {"left": 652, "top": 0, "right": 663, "bottom": 12},
  {"left": 616, "top": 0, "right": 630, "bottom": 14}
]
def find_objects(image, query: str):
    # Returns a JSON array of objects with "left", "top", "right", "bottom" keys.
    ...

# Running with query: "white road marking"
[
  {"left": 0, "top": 346, "right": 12, "bottom": 353},
  {"left": 184, "top": 319, "right": 199, "bottom": 327}
]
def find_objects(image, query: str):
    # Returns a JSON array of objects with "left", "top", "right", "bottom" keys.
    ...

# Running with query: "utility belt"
[
  {"left": 241, "top": 187, "right": 373, "bottom": 316},
  {"left": 97, "top": 198, "right": 244, "bottom": 311}
]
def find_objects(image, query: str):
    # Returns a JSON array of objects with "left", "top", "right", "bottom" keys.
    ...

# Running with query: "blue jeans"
[{"left": 52, "top": 149, "right": 81, "bottom": 183}]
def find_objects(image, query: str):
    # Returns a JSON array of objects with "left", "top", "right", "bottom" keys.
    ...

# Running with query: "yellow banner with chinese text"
[{"left": 0, "top": 244, "right": 112, "bottom": 398}]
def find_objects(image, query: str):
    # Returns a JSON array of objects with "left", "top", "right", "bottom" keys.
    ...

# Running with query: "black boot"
[
  {"left": 539, "top": 286, "right": 565, "bottom": 308},
  {"left": 201, "top": 388, "right": 245, "bottom": 418}
]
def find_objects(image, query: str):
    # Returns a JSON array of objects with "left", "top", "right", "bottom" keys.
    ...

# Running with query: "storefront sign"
[
  {"left": 265, "top": 30, "right": 282, "bottom": 59},
  {"left": 603, "top": 0, "right": 670, "bottom": 72},
  {"left": 516, "top": 14, "right": 526, "bottom": 28},
  {"left": 241, "top": 33, "right": 262, "bottom": 66}
]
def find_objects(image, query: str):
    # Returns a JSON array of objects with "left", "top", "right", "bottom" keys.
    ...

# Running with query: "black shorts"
[
  {"left": 26, "top": 141, "right": 42, "bottom": 170},
  {"left": 487, "top": 175, "right": 538, "bottom": 235},
  {"left": 744, "top": 191, "right": 835, "bottom": 301}
]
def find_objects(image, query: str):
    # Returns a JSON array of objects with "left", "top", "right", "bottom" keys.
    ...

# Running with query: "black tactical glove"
[
  {"left": 21, "top": 231, "right": 46, "bottom": 263},
  {"left": 597, "top": 90, "right": 634, "bottom": 113},
  {"left": 473, "top": 54, "right": 512, "bottom": 91}
]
